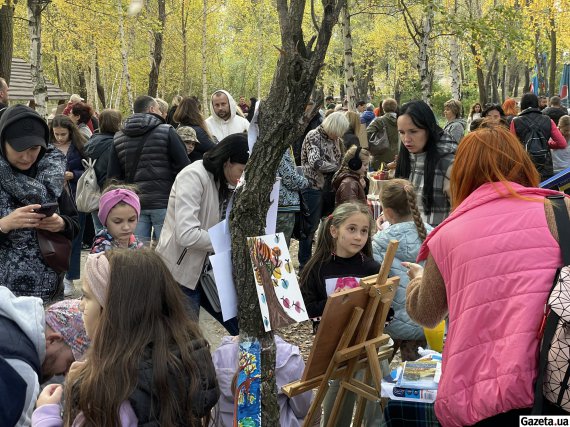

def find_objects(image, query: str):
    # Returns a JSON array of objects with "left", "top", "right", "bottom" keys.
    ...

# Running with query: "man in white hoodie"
[
  {"left": 0, "top": 287, "right": 88, "bottom": 426},
  {"left": 205, "top": 90, "right": 249, "bottom": 142}
]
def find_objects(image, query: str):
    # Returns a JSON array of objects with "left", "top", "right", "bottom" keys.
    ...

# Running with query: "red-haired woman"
[
  {"left": 502, "top": 98, "right": 518, "bottom": 125},
  {"left": 404, "top": 124, "right": 569, "bottom": 425}
]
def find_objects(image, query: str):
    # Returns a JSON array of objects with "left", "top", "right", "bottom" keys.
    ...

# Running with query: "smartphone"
[{"left": 34, "top": 202, "right": 59, "bottom": 217}]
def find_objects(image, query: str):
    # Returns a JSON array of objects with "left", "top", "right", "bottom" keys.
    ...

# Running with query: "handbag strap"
[
  {"left": 532, "top": 195, "right": 570, "bottom": 414},
  {"left": 126, "top": 130, "right": 153, "bottom": 183}
]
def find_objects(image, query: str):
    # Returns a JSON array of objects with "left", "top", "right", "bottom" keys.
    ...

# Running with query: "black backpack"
[{"left": 514, "top": 114, "right": 553, "bottom": 179}]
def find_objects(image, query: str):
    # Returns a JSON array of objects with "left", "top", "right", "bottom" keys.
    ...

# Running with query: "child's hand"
[
  {"left": 401, "top": 262, "right": 424, "bottom": 280},
  {"left": 36, "top": 384, "right": 63, "bottom": 408}
]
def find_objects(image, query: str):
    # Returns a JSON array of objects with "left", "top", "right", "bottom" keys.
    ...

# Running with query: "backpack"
[
  {"left": 514, "top": 114, "right": 553, "bottom": 179},
  {"left": 532, "top": 196, "right": 570, "bottom": 414},
  {"left": 75, "top": 158, "right": 101, "bottom": 213},
  {"left": 368, "top": 117, "right": 390, "bottom": 155}
]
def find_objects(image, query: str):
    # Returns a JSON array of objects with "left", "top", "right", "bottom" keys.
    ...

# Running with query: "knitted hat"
[
  {"left": 176, "top": 126, "right": 199, "bottom": 143},
  {"left": 97, "top": 189, "right": 141, "bottom": 227},
  {"left": 85, "top": 252, "right": 110, "bottom": 308},
  {"left": 45, "top": 299, "right": 90, "bottom": 360}
]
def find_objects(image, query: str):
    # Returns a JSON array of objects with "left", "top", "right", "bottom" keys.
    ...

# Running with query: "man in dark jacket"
[
  {"left": 510, "top": 93, "right": 567, "bottom": 181},
  {"left": 543, "top": 96, "right": 569, "bottom": 126},
  {"left": 107, "top": 96, "right": 189, "bottom": 241},
  {"left": 367, "top": 98, "right": 400, "bottom": 170}
]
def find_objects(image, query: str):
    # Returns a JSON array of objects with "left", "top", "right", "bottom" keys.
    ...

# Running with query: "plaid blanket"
[{"left": 381, "top": 400, "right": 441, "bottom": 427}]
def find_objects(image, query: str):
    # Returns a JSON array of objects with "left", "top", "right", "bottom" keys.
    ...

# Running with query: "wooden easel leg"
[
  {"left": 325, "top": 380, "right": 349, "bottom": 427},
  {"left": 302, "top": 379, "right": 329, "bottom": 427},
  {"left": 352, "top": 368, "right": 371, "bottom": 427}
]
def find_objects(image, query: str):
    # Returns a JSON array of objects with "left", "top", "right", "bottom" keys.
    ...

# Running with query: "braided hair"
[{"left": 381, "top": 178, "right": 427, "bottom": 242}]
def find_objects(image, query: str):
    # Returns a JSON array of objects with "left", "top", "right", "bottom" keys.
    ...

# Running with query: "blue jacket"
[
  {"left": 372, "top": 221, "right": 433, "bottom": 340},
  {"left": 278, "top": 150, "right": 308, "bottom": 212}
]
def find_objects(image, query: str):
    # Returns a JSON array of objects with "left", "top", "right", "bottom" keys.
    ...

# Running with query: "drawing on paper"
[
  {"left": 247, "top": 232, "right": 308, "bottom": 331},
  {"left": 235, "top": 340, "right": 261, "bottom": 426}
]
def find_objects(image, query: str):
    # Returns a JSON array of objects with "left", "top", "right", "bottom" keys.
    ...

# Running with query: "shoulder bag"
[
  {"left": 37, "top": 229, "right": 72, "bottom": 274},
  {"left": 200, "top": 255, "right": 222, "bottom": 313}
]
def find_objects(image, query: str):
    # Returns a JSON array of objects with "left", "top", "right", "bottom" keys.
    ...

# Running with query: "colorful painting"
[
  {"left": 325, "top": 276, "right": 361, "bottom": 296},
  {"left": 247, "top": 232, "right": 309, "bottom": 332},
  {"left": 235, "top": 339, "right": 261, "bottom": 427}
]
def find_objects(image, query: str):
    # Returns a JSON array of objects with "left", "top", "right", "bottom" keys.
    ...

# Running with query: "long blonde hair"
[{"left": 381, "top": 179, "right": 427, "bottom": 241}]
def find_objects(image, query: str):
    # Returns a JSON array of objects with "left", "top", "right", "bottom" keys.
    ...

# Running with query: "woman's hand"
[
  {"left": 401, "top": 262, "right": 424, "bottom": 280},
  {"left": 36, "top": 213, "right": 66, "bottom": 233},
  {"left": 0, "top": 205, "right": 45, "bottom": 232},
  {"left": 64, "top": 171, "right": 74, "bottom": 181},
  {"left": 36, "top": 384, "right": 63, "bottom": 408}
]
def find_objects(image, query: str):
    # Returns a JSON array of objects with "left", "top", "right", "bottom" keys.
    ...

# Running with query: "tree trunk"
[
  {"left": 27, "top": 0, "right": 48, "bottom": 118},
  {"left": 341, "top": 2, "right": 356, "bottom": 111},
  {"left": 181, "top": 0, "right": 189, "bottom": 94},
  {"left": 90, "top": 51, "right": 99, "bottom": 112},
  {"left": 96, "top": 58, "right": 106, "bottom": 108},
  {"left": 117, "top": 0, "right": 134, "bottom": 111},
  {"left": 501, "top": 61, "right": 506, "bottom": 102},
  {"left": 470, "top": 43, "right": 487, "bottom": 104},
  {"left": 201, "top": 0, "right": 209, "bottom": 116},
  {"left": 148, "top": 0, "right": 165, "bottom": 96},
  {"left": 449, "top": 0, "right": 460, "bottom": 100},
  {"left": 548, "top": 13, "right": 556, "bottom": 96},
  {"left": 418, "top": 2, "right": 434, "bottom": 103},
  {"left": 0, "top": 2, "right": 15, "bottom": 84},
  {"left": 229, "top": 0, "right": 346, "bottom": 423},
  {"left": 450, "top": 35, "right": 460, "bottom": 100},
  {"left": 523, "top": 66, "right": 530, "bottom": 93}
]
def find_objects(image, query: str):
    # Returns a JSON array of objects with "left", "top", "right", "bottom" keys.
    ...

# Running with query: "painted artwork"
[
  {"left": 235, "top": 339, "right": 261, "bottom": 427},
  {"left": 325, "top": 276, "right": 361, "bottom": 296},
  {"left": 247, "top": 232, "right": 309, "bottom": 332}
]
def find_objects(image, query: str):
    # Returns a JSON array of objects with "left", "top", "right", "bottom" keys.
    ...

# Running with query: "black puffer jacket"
[
  {"left": 128, "top": 338, "right": 220, "bottom": 426},
  {"left": 106, "top": 113, "right": 189, "bottom": 210}
]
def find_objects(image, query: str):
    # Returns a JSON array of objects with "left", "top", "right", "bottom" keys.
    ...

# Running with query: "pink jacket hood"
[{"left": 419, "top": 182, "right": 565, "bottom": 426}]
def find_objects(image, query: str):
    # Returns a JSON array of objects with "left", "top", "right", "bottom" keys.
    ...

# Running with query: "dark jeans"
[
  {"left": 179, "top": 284, "right": 239, "bottom": 336},
  {"left": 66, "top": 212, "right": 86, "bottom": 280},
  {"left": 298, "top": 188, "right": 323, "bottom": 269}
]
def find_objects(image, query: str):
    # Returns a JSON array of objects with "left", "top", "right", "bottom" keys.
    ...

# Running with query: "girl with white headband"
[
  {"left": 91, "top": 184, "right": 144, "bottom": 253},
  {"left": 32, "top": 249, "right": 220, "bottom": 426}
]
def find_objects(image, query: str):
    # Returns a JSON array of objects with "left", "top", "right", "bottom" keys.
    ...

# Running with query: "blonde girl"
[{"left": 372, "top": 178, "right": 433, "bottom": 361}]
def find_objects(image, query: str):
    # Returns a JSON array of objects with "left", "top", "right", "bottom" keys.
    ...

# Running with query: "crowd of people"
[{"left": 1, "top": 70, "right": 570, "bottom": 425}]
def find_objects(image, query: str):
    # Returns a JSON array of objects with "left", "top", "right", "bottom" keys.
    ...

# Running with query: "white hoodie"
[
  {"left": 0, "top": 286, "right": 46, "bottom": 427},
  {"left": 205, "top": 90, "right": 249, "bottom": 142}
]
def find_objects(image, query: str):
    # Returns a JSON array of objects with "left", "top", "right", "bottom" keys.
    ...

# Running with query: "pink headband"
[
  {"left": 98, "top": 189, "right": 140, "bottom": 226},
  {"left": 85, "top": 252, "right": 110, "bottom": 308}
]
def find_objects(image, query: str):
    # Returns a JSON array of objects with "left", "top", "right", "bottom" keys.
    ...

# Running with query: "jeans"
[
  {"left": 66, "top": 212, "right": 86, "bottom": 280},
  {"left": 91, "top": 210, "right": 104, "bottom": 234},
  {"left": 179, "top": 284, "right": 239, "bottom": 336},
  {"left": 298, "top": 188, "right": 322, "bottom": 269},
  {"left": 135, "top": 208, "right": 167, "bottom": 241}
]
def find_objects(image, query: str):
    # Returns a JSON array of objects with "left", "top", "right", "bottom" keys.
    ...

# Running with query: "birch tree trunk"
[
  {"left": 27, "top": 0, "right": 48, "bottom": 118},
  {"left": 450, "top": 36, "right": 460, "bottom": 100},
  {"left": 148, "top": 0, "right": 165, "bottom": 96},
  {"left": 117, "top": 0, "right": 134, "bottom": 111},
  {"left": 418, "top": 2, "right": 434, "bottom": 103},
  {"left": 181, "top": 0, "right": 189, "bottom": 93},
  {"left": 201, "top": 0, "right": 209, "bottom": 116},
  {"left": 229, "top": 0, "right": 346, "bottom": 423},
  {"left": 341, "top": 2, "right": 356, "bottom": 111},
  {"left": 0, "top": 1, "right": 15, "bottom": 84},
  {"left": 548, "top": 12, "right": 556, "bottom": 96}
]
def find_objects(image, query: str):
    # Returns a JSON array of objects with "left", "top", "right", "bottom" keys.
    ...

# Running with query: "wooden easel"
[{"left": 282, "top": 240, "right": 399, "bottom": 427}]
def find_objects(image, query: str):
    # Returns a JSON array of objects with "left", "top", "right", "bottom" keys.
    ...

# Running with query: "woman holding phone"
[{"left": 0, "top": 105, "right": 79, "bottom": 302}]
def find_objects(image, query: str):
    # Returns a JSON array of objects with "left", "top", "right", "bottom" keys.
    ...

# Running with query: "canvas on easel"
[{"left": 282, "top": 240, "right": 400, "bottom": 427}]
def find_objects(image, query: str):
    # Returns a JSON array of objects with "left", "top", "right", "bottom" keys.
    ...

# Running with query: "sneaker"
[{"left": 64, "top": 278, "right": 75, "bottom": 297}]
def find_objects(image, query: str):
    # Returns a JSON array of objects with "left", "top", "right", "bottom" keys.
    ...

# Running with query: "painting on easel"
[{"left": 247, "top": 232, "right": 308, "bottom": 332}]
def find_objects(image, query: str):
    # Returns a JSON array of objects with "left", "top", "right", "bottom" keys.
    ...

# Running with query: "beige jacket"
[{"left": 156, "top": 160, "right": 221, "bottom": 289}]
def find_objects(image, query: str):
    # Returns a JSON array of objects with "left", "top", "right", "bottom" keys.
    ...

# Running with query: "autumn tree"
[
  {"left": 0, "top": 0, "right": 15, "bottom": 82},
  {"left": 229, "top": 0, "right": 346, "bottom": 422}
]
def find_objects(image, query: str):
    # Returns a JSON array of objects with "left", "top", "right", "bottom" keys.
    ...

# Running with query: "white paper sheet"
[
  {"left": 208, "top": 220, "right": 231, "bottom": 254},
  {"left": 209, "top": 251, "right": 238, "bottom": 321},
  {"left": 265, "top": 178, "right": 280, "bottom": 235}
]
